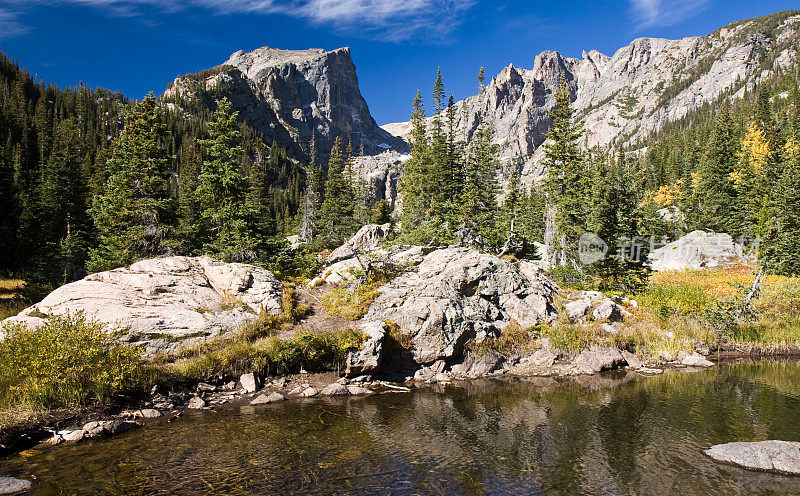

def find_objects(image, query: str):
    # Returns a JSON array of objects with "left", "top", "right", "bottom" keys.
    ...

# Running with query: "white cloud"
[
  {"left": 629, "top": 0, "right": 710, "bottom": 29},
  {"left": 0, "top": 0, "right": 475, "bottom": 41}
]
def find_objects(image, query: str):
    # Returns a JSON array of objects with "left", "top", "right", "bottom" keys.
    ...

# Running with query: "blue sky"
[{"left": 0, "top": 0, "right": 797, "bottom": 124}]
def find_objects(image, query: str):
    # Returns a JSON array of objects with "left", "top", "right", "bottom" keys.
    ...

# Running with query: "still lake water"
[{"left": 3, "top": 361, "right": 800, "bottom": 495}]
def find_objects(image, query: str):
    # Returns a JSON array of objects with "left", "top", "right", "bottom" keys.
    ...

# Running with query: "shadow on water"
[{"left": 3, "top": 361, "right": 800, "bottom": 495}]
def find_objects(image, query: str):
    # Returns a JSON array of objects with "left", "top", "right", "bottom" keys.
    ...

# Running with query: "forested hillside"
[{"left": 0, "top": 53, "right": 305, "bottom": 296}]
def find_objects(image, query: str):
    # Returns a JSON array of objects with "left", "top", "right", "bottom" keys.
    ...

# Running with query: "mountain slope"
[
  {"left": 163, "top": 46, "right": 406, "bottom": 161},
  {"left": 383, "top": 10, "right": 800, "bottom": 185}
]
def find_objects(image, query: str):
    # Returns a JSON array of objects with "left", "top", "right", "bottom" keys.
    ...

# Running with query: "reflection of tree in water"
[{"left": 8, "top": 362, "right": 800, "bottom": 495}]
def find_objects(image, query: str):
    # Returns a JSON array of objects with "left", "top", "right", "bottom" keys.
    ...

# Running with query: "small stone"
[
  {"left": 300, "top": 387, "right": 318, "bottom": 397},
  {"left": 82, "top": 421, "right": 107, "bottom": 438},
  {"left": 592, "top": 299, "right": 623, "bottom": 323},
  {"left": 187, "top": 396, "right": 206, "bottom": 409},
  {"left": 682, "top": 352, "right": 714, "bottom": 367},
  {"left": 346, "top": 386, "right": 373, "bottom": 395},
  {"left": 196, "top": 382, "right": 217, "bottom": 392},
  {"left": 239, "top": 373, "right": 260, "bottom": 393},
  {"left": 336, "top": 377, "right": 349, "bottom": 385},
  {"left": 272, "top": 377, "right": 288, "bottom": 388},
  {"left": 320, "top": 383, "right": 350, "bottom": 396},
  {"left": 138, "top": 409, "right": 162, "bottom": 419},
  {"left": 433, "top": 372, "right": 451, "bottom": 383},
  {"left": 0, "top": 476, "right": 31, "bottom": 495},
  {"left": 62, "top": 429, "right": 86, "bottom": 442},
  {"left": 621, "top": 350, "right": 643, "bottom": 370}
]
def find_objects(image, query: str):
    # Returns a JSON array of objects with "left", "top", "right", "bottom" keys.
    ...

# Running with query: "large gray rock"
[
  {"left": 1, "top": 257, "right": 282, "bottom": 354},
  {"left": 0, "top": 477, "right": 31, "bottom": 495},
  {"left": 364, "top": 247, "right": 558, "bottom": 365},
  {"left": 345, "top": 321, "right": 387, "bottom": 378},
  {"left": 705, "top": 441, "right": 800, "bottom": 475},
  {"left": 328, "top": 224, "right": 391, "bottom": 263},
  {"left": 649, "top": 231, "right": 746, "bottom": 272},
  {"left": 163, "top": 46, "right": 406, "bottom": 163}
]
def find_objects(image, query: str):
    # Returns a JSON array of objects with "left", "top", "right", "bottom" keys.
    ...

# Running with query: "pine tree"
[
  {"left": 459, "top": 95, "right": 500, "bottom": 248},
  {"left": 195, "top": 98, "right": 258, "bottom": 262},
  {"left": 760, "top": 137, "right": 800, "bottom": 275},
  {"left": 543, "top": 79, "right": 588, "bottom": 267},
  {"left": 590, "top": 150, "right": 650, "bottom": 292},
  {"left": 36, "top": 118, "right": 90, "bottom": 285},
  {"left": 318, "top": 138, "right": 357, "bottom": 247},
  {"left": 399, "top": 90, "right": 435, "bottom": 243},
  {"left": 300, "top": 138, "right": 322, "bottom": 241},
  {"left": 698, "top": 101, "right": 739, "bottom": 235},
  {"left": 89, "top": 95, "right": 177, "bottom": 272}
]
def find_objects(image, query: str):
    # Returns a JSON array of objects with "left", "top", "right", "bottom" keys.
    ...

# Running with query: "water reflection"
[{"left": 4, "top": 361, "right": 800, "bottom": 495}]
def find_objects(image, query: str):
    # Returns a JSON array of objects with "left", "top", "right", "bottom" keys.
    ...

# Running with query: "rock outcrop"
[
  {"left": 705, "top": 441, "right": 800, "bottom": 475},
  {"left": 363, "top": 247, "right": 559, "bottom": 365},
  {"left": 328, "top": 223, "right": 392, "bottom": 264},
  {"left": 649, "top": 230, "right": 747, "bottom": 271},
  {"left": 1, "top": 257, "right": 283, "bottom": 354},
  {"left": 163, "top": 46, "right": 406, "bottom": 161},
  {"left": 382, "top": 12, "right": 800, "bottom": 189}
]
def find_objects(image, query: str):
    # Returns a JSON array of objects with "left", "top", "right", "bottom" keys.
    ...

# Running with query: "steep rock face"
[
  {"left": 164, "top": 47, "right": 406, "bottom": 161},
  {"left": 383, "top": 12, "right": 800, "bottom": 187},
  {"left": 363, "top": 247, "right": 559, "bottom": 365},
  {"left": 1, "top": 257, "right": 283, "bottom": 354}
]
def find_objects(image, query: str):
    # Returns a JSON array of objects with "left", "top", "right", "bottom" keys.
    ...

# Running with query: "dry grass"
[
  {"left": 0, "top": 278, "right": 27, "bottom": 320},
  {"left": 320, "top": 281, "right": 382, "bottom": 321}
]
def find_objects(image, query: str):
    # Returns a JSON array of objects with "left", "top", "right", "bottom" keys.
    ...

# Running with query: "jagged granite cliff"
[
  {"left": 163, "top": 46, "right": 406, "bottom": 161},
  {"left": 383, "top": 11, "right": 800, "bottom": 186}
]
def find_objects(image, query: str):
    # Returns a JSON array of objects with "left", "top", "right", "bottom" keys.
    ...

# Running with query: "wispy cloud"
[
  {"left": 0, "top": 0, "right": 475, "bottom": 42},
  {"left": 629, "top": 0, "right": 710, "bottom": 29}
]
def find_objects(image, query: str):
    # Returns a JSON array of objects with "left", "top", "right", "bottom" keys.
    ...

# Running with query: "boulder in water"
[{"left": 705, "top": 441, "right": 800, "bottom": 475}]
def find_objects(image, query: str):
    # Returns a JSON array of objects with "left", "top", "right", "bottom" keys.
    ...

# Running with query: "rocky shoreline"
[{"left": 5, "top": 349, "right": 798, "bottom": 463}]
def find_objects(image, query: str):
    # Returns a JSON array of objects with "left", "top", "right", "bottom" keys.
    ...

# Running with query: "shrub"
[{"left": 0, "top": 313, "right": 144, "bottom": 410}]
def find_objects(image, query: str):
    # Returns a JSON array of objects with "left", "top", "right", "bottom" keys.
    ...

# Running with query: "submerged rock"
[
  {"left": 365, "top": 247, "right": 558, "bottom": 365},
  {"left": 251, "top": 392, "right": 286, "bottom": 405},
  {"left": 187, "top": 397, "right": 206, "bottom": 409},
  {"left": 0, "top": 476, "right": 31, "bottom": 495},
  {"left": 1, "top": 256, "right": 283, "bottom": 354},
  {"left": 705, "top": 441, "right": 800, "bottom": 475}
]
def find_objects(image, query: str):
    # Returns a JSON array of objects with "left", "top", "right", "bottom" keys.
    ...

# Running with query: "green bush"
[{"left": 0, "top": 313, "right": 144, "bottom": 409}]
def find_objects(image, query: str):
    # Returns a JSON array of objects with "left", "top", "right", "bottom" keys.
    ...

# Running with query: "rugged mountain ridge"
[
  {"left": 383, "top": 10, "right": 800, "bottom": 186},
  {"left": 163, "top": 46, "right": 406, "bottom": 161}
]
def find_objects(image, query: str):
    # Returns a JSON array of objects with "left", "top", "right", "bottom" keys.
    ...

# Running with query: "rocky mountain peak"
[
  {"left": 382, "top": 10, "right": 800, "bottom": 189},
  {"left": 162, "top": 45, "right": 405, "bottom": 162}
]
